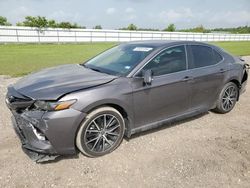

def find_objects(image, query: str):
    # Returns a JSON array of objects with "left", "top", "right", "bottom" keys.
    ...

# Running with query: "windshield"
[{"left": 84, "top": 44, "right": 155, "bottom": 76}]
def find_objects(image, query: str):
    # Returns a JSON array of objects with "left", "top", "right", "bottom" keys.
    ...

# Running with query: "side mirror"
[{"left": 143, "top": 70, "right": 153, "bottom": 85}]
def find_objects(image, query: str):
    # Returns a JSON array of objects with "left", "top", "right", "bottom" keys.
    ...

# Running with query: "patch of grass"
[
  {"left": 0, "top": 43, "right": 117, "bottom": 76},
  {"left": 211, "top": 41, "right": 250, "bottom": 56},
  {"left": 0, "top": 41, "right": 249, "bottom": 77}
]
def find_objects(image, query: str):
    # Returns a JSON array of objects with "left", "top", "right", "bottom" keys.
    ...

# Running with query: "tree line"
[{"left": 0, "top": 16, "right": 250, "bottom": 34}]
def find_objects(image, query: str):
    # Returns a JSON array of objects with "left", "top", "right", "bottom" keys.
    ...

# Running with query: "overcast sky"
[{"left": 0, "top": 0, "right": 250, "bottom": 29}]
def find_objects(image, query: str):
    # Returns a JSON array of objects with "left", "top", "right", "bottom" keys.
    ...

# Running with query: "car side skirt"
[{"left": 130, "top": 108, "right": 208, "bottom": 136}]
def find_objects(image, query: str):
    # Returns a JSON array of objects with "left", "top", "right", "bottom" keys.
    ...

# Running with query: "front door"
[{"left": 131, "top": 45, "right": 192, "bottom": 128}]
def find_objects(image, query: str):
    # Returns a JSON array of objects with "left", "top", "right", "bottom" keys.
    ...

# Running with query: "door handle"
[
  {"left": 219, "top": 68, "right": 226, "bottom": 73},
  {"left": 182, "top": 76, "right": 193, "bottom": 81}
]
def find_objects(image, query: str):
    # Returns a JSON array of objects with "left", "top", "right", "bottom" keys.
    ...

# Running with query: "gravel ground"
[{"left": 0, "top": 57, "right": 250, "bottom": 188}]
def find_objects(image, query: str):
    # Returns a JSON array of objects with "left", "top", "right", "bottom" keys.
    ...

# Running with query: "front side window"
[
  {"left": 84, "top": 44, "right": 154, "bottom": 76},
  {"left": 139, "top": 45, "right": 187, "bottom": 76},
  {"left": 189, "top": 45, "right": 218, "bottom": 69}
]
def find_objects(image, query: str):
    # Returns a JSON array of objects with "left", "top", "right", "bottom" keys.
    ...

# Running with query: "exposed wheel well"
[
  {"left": 229, "top": 79, "right": 241, "bottom": 89},
  {"left": 242, "top": 70, "right": 248, "bottom": 83}
]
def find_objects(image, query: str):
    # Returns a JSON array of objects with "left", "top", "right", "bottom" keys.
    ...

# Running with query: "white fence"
[{"left": 0, "top": 26, "right": 250, "bottom": 43}]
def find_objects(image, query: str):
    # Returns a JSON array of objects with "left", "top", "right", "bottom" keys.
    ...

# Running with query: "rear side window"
[
  {"left": 213, "top": 50, "right": 223, "bottom": 63},
  {"left": 189, "top": 45, "right": 217, "bottom": 69}
]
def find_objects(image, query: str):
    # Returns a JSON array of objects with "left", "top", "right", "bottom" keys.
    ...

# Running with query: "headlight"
[{"left": 34, "top": 99, "right": 77, "bottom": 111}]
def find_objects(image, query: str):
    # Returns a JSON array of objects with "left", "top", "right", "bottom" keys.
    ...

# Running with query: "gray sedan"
[{"left": 5, "top": 41, "right": 249, "bottom": 162}]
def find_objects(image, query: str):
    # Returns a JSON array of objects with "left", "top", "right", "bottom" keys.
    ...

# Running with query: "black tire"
[
  {"left": 76, "top": 107, "right": 125, "bottom": 157},
  {"left": 213, "top": 82, "right": 239, "bottom": 114}
]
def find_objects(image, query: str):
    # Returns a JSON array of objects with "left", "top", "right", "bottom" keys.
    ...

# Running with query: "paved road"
[{"left": 0, "top": 57, "right": 250, "bottom": 188}]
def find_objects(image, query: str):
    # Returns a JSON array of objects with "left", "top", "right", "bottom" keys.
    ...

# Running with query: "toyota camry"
[{"left": 6, "top": 41, "right": 249, "bottom": 162}]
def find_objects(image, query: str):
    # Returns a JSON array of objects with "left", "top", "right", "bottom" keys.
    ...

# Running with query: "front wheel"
[
  {"left": 213, "top": 82, "right": 239, "bottom": 114},
  {"left": 76, "top": 107, "right": 125, "bottom": 157}
]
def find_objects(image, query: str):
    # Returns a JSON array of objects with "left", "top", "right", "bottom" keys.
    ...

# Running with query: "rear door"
[{"left": 187, "top": 45, "right": 228, "bottom": 110}]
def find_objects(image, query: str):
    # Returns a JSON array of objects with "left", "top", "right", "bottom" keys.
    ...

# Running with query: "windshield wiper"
[
  {"left": 89, "top": 67, "right": 101, "bottom": 73},
  {"left": 80, "top": 64, "right": 87, "bottom": 68},
  {"left": 81, "top": 64, "right": 102, "bottom": 73}
]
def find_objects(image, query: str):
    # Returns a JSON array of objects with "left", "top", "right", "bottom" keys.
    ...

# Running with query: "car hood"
[{"left": 12, "top": 64, "right": 117, "bottom": 100}]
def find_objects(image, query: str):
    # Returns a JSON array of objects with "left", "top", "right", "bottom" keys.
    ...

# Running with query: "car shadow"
[
  {"left": 40, "top": 111, "right": 209, "bottom": 164},
  {"left": 125, "top": 111, "right": 209, "bottom": 141},
  {"left": 39, "top": 154, "right": 80, "bottom": 164}
]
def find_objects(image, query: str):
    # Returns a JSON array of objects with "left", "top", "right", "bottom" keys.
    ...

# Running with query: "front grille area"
[
  {"left": 6, "top": 87, "right": 34, "bottom": 112},
  {"left": 6, "top": 96, "right": 34, "bottom": 112}
]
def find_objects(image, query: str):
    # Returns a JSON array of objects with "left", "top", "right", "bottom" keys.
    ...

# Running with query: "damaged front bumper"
[
  {"left": 10, "top": 109, "right": 86, "bottom": 163},
  {"left": 9, "top": 109, "right": 86, "bottom": 163},
  {"left": 11, "top": 113, "right": 59, "bottom": 163},
  {"left": 6, "top": 87, "right": 87, "bottom": 163}
]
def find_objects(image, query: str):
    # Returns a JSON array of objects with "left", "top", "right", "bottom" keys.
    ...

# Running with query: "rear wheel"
[
  {"left": 76, "top": 107, "right": 125, "bottom": 157},
  {"left": 214, "top": 82, "right": 238, "bottom": 114}
]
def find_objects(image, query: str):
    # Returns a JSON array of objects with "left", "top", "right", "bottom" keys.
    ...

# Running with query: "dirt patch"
[{"left": 0, "top": 57, "right": 250, "bottom": 188}]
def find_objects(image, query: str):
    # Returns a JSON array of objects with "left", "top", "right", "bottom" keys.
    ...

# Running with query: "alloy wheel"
[
  {"left": 221, "top": 85, "right": 237, "bottom": 111},
  {"left": 84, "top": 114, "right": 121, "bottom": 153}
]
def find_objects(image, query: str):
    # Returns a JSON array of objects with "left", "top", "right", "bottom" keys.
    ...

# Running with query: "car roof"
[{"left": 125, "top": 40, "right": 212, "bottom": 48}]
